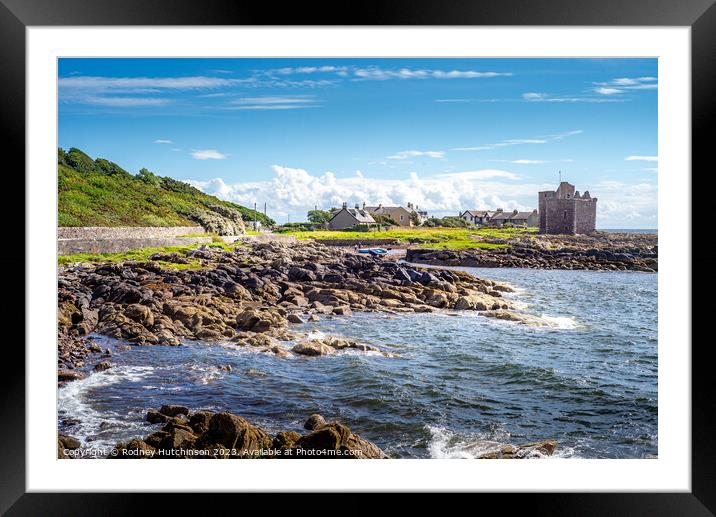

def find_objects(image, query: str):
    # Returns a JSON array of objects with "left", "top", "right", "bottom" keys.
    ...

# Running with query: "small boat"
[{"left": 357, "top": 247, "right": 388, "bottom": 256}]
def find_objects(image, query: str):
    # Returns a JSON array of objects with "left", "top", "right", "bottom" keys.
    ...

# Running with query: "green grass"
[
  {"left": 280, "top": 226, "right": 535, "bottom": 250},
  {"left": 176, "top": 232, "right": 213, "bottom": 238},
  {"left": 57, "top": 242, "right": 234, "bottom": 269}
]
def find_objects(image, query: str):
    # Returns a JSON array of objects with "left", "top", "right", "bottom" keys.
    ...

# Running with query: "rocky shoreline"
[
  {"left": 406, "top": 232, "right": 657, "bottom": 272},
  {"left": 58, "top": 405, "right": 557, "bottom": 459},
  {"left": 57, "top": 240, "right": 562, "bottom": 458},
  {"left": 58, "top": 241, "right": 515, "bottom": 352}
]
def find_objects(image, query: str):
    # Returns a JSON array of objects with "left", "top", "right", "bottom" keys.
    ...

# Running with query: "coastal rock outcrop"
[
  {"left": 109, "top": 407, "right": 388, "bottom": 459},
  {"left": 477, "top": 439, "right": 557, "bottom": 459},
  {"left": 405, "top": 232, "right": 658, "bottom": 272},
  {"left": 58, "top": 241, "right": 510, "bottom": 351}
]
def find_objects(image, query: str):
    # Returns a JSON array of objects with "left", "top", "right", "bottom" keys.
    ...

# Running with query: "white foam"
[
  {"left": 426, "top": 424, "right": 573, "bottom": 459},
  {"left": 57, "top": 366, "right": 155, "bottom": 450},
  {"left": 538, "top": 314, "right": 581, "bottom": 330},
  {"left": 427, "top": 425, "right": 500, "bottom": 459},
  {"left": 306, "top": 330, "right": 326, "bottom": 340},
  {"left": 186, "top": 363, "right": 225, "bottom": 385}
]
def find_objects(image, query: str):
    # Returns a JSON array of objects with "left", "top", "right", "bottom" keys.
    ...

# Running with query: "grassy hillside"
[{"left": 58, "top": 147, "right": 274, "bottom": 233}]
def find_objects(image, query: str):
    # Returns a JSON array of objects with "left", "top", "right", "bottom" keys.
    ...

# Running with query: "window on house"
[
  {"left": 400, "top": 215, "right": 404, "bottom": 221},
  {"left": 563, "top": 210, "right": 567, "bottom": 220}
]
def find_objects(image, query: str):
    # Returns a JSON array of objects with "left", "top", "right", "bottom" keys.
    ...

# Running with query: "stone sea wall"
[{"left": 58, "top": 226, "right": 209, "bottom": 255}]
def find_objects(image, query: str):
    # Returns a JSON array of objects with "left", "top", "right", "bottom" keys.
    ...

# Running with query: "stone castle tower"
[{"left": 538, "top": 182, "right": 597, "bottom": 235}]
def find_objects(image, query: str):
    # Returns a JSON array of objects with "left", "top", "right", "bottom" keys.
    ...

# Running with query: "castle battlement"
[{"left": 538, "top": 182, "right": 597, "bottom": 235}]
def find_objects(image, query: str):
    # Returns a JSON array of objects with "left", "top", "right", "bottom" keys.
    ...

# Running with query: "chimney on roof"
[
  {"left": 362, "top": 201, "right": 366, "bottom": 209},
  {"left": 354, "top": 203, "right": 359, "bottom": 210},
  {"left": 496, "top": 208, "right": 503, "bottom": 212},
  {"left": 342, "top": 202, "right": 347, "bottom": 209}
]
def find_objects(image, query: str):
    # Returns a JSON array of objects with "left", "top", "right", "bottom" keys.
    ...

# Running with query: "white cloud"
[
  {"left": 59, "top": 75, "right": 239, "bottom": 91},
  {"left": 625, "top": 155, "right": 658, "bottom": 162},
  {"left": 523, "top": 92, "right": 623, "bottom": 103},
  {"left": 187, "top": 164, "right": 657, "bottom": 226},
  {"left": 191, "top": 149, "right": 229, "bottom": 160},
  {"left": 58, "top": 75, "right": 246, "bottom": 107},
  {"left": 492, "top": 159, "right": 545, "bottom": 164},
  {"left": 257, "top": 65, "right": 511, "bottom": 82},
  {"left": 186, "top": 165, "right": 535, "bottom": 220},
  {"left": 353, "top": 67, "right": 511, "bottom": 81},
  {"left": 268, "top": 66, "right": 349, "bottom": 75},
  {"left": 593, "top": 77, "right": 658, "bottom": 94},
  {"left": 594, "top": 87, "right": 622, "bottom": 95},
  {"left": 154, "top": 139, "right": 173, "bottom": 144},
  {"left": 452, "top": 129, "right": 582, "bottom": 152},
  {"left": 387, "top": 150, "right": 445, "bottom": 160},
  {"left": 232, "top": 96, "right": 315, "bottom": 105},
  {"left": 80, "top": 96, "right": 170, "bottom": 107},
  {"left": 435, "top": 169, "right": 520, "bottom": 180},
  {"left": 592, "top": 180, "right": 657, "bottom": 226},
  {"left": 227, "top": 96, "right": 318, "bottom": 110}
]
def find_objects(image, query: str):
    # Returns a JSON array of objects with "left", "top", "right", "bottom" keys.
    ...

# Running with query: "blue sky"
[{"left": 58, "top": 58, "right": 658, "bottom": 228}]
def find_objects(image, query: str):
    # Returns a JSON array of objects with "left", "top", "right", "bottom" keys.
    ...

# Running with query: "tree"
[
  {"left": 372, "top": 214, "right": 397, "bottom": 226},
  {"left": 136, "top": 168, "right": 162, "bottom": 187},
  {"left": 307, "top": 209, "right": 333, "bottom": 224}
]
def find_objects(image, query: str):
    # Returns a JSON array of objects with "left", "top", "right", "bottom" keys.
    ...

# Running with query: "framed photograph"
[{"left": 5, "top": 0, "right": 710, "bottom": 512}]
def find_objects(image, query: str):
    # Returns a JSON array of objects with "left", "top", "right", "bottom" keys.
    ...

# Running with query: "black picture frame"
[{"left": 3, "top": 0, "right": 710, "bottom": 513}]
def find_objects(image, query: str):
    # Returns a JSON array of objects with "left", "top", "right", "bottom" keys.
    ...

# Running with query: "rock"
[
  {"left": 292, "top": 341, "right": 335, "bottom": 357},
  {"left": 287, "top": 314, "right": 305, "bottom": 324},
  {"left": 58, "top": 369, "right": 87, "bottom": 383},
  {"left": 159, "top": 404, "right": 190, "bottom": 417},
  {"left": 189, "top": 411, "right": 215, "bottom": 434},
  {"left": 58, "top": 433, "right": 81, "bottom": 450},
  {"left": 273, "top": 431, "right": 301, "bottom": 450},
  {"left": 124, "top": 303, "right": 155, "bottom": 326},
  {"left": 146, "top": 410, "right": 171, "bottom": 424},
  {"left": 332, "top": 306, "right": 352, "bottom": 316},
  {"left": 160, "top": 427, "right": 197, "bottom": 450},
  {"left": 113, "top": 405, "right": 390, "bottom": 460},
  {"left": 288, "top": 266, "right": 316, "bottom": 282},
  {"left": 294, "top": 422, "right": 349, "bottom": 450},
  {"left": 93, "top": 361, "right": 112, "bottom": 372},
  {"left": 293, "top": 422, "right": 388, "bottom": 459},
  {"left": 236, "top": 308, "right": 285, "bottom": 333},
  {"left": 304, "top": 414, "right": 327, "bottom": 430},
  {"left": 198, "top": 412, "right": 273, "bottom": 455},
  {"left": 113, "top": 438, "right": 155, "bottom": 458},
  {"left": 218, "top": 364, "right": 232, "bottom": 372},
  {"left": 478, "top": 439, "right": 557, "bottom": 459}
]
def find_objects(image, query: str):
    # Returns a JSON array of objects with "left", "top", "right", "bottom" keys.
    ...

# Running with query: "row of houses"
[
  {"left": 459, "top": 208, "right": 540, "bottom": 228},
  {"left": 324, "top": 183, "right": 595, "bottom": 234},
  {"left": 328, "top": 202, "right": 539, "bottom": 230},
  {"left": 328, "top": 202, "right": 427, "bottom": 230}
]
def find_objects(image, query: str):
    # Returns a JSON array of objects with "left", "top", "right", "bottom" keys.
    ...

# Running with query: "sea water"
[{"left": 58, "top": 267, "right": 657, "bottom": 458}]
